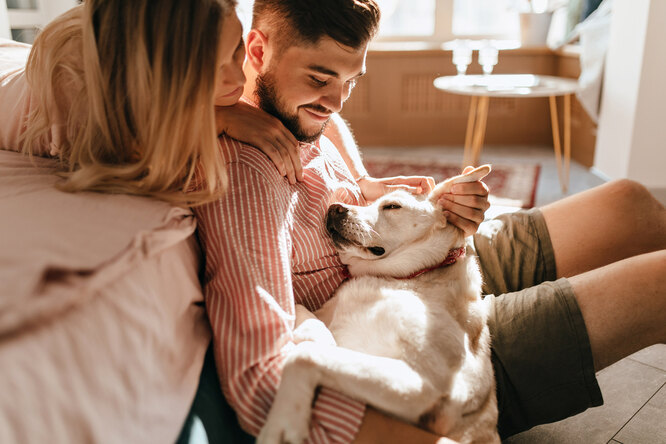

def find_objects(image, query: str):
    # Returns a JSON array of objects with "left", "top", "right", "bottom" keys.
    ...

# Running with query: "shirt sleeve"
[{"left": 193, "top": 160, "right": 365, "bottom": 443}]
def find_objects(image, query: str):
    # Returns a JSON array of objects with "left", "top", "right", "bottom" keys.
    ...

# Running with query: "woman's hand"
[
  {"left": 357, "top": 175, "right": 436, "bottom": 203},
  {"left": 437, "top": 167, "right": 490, "bottom": 237},
  {"left": 215, "top": 103, "right": 302, "bottom": 184}
]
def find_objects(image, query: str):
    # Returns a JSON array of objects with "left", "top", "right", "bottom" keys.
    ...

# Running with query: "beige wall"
[
  {"left": 0, "top": 1, "right": 10, "bottom": 39},
  {"left": 341, "top": 45, "right": 598, "bottom": 167},
  {"left": 594, "top": 0, "right": 666, "bottom": 190}
]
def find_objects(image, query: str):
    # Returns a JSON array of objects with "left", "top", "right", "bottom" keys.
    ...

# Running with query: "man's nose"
[{"left": 321, "top": 86, "right": 345, "bottom": 113}]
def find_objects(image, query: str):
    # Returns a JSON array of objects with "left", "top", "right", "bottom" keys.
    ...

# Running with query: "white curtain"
[{"left": 0, "top": 0, "right": 11, "bottom": 40}]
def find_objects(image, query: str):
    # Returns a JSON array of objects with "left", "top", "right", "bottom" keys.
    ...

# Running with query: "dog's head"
[{"left": 326, "top": 165, "right": 491, "bottom": 277}]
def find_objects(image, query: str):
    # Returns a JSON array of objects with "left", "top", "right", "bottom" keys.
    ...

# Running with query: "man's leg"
[
  {"left": 476, "top": 182, "right": 665, "bottom": 437},
  {"left": 541, "top": 179, "right": 666, "bottom": 278},
  {"left": 569, "top": 250, "right": 666, "bottom": 371}
]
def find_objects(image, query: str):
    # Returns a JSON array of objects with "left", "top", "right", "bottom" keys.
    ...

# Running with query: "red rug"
[{"left": 363, "top": 155, "right": 541, "bottom": 208}]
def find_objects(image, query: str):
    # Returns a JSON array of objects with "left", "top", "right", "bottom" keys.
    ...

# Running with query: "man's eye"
[
  {"left": 310, "top": 76, "right": 328, "bottom": 87},
  {"left": 382, "top": 204, "right": 401, "bottom": 210}
]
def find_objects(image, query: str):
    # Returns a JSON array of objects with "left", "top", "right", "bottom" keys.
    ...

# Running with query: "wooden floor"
[{"left": 361, "top": 144, "right": 666, "bottom": 444}]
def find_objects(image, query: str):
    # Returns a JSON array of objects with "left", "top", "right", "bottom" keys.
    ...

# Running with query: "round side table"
[{"left": 433, "top": 74, "right": 578, "bottom": 193}]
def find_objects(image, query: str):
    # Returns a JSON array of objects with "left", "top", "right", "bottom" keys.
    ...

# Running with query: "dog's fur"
[{"left": 258, "top": 165, "right": 499, "bottom": 444}]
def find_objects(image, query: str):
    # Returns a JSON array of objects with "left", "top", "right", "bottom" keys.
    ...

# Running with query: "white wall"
[
  {"left": 1, "top": 0, "right": 11, "bottom": 40},
  {"left": 594, "top": 0, "right": 666, "bottom": 191}
]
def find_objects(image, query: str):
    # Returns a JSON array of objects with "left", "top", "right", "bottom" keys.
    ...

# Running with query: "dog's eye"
[
  {"left": 382, "top": 204, "right": 401, "bottom": 210},
  {"left": 367, "top": 246, "right": 386, "bottom": 256}
]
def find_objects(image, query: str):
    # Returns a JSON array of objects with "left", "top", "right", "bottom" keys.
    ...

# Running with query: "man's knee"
[{"left": 606, "top": 179, "right": 662, "bottom": 210}]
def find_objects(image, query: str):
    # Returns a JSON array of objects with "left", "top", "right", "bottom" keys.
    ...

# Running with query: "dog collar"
[
  {"left": 395, "top": 246, "right": 466, "bottom": 280},
  {"left": 338, "top": 246, "right": 466, "bottom": 281}
]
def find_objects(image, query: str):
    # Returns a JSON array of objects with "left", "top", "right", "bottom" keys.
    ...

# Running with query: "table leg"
[
  {"left": 470, "top": 95, "right": 489, "bottom": 167},
  {"left": 463, "top": 96, "right": 479, "bottom": 168},
  {"left": 549, "top": 95, "right": 566, "bottom": 193},
  {"left": 563, "top": 94, "right": 572, "bottom": 194}
]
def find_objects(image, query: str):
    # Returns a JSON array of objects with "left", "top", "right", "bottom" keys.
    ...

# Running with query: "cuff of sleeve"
[{"left": 311, "top": 387, "right": 366, "bottom": 443}]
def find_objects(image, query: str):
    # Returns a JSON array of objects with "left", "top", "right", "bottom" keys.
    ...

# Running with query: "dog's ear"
[{"left": 429, "top": 164, "right": 492, "bottom": 203}]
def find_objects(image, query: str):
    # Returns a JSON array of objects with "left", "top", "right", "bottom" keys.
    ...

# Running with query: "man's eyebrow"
[{"left": 307, "top": 64, "right": 366, "bottom": 79}]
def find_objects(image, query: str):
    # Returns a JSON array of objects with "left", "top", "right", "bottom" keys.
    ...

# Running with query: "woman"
[
  {"left": 0, "top": 1, "right": 294, "bottom": 443},
  {"left": 0, "top": 1, "right": 455, "bottom": 441},
  {"left": 2, "top": 0, "right": 436, "bottom": 202},
  {"left": 0, "top": 0, "right": 301, "bottom": 206}
]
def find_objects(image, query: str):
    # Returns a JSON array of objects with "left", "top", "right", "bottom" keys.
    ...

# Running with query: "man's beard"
[{"left": 255, "top": 72, "right": 329, "bottom": 143}]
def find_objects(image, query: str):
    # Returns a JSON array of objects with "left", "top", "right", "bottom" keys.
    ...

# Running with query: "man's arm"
[
  {"left": 324, "top": 113, "right": 368, "bottom": 180},
  {"left": 324, "top": 114, "right": 489, "bottom": 234},
  {"left": 193, "top": 151, "right": 365, "bottom": 442},
  {"left": 355, "top": 408, "right": 459, "bottom": 444},
  {"left": 324, "top": 113, "right": 434, "bottom": 200}
]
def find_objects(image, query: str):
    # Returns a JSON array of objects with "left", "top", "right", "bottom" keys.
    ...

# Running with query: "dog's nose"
[
  {"left": 327, "top": 204, "right": 348, "bottom": 219},
  {"left": 326, "top": 204, "right": 348, "bottom": 233}
]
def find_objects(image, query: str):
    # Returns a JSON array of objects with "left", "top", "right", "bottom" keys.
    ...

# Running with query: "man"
[{"left": 193, "top": 1, "right": 666, "bottom": 443}]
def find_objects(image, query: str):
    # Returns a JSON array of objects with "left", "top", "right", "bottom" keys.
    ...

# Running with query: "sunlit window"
[
  {"left": 453, "top": 0, "right": 519, "bottom": 38},
  {"left": 236, "top": 0, "right": 253, "bottom": 35},
  {"left": 235, "top": 0, "right": 525, "bottom": 42},
  {"left": 375, "top": 0, "right": 436, "bottom": 38}
]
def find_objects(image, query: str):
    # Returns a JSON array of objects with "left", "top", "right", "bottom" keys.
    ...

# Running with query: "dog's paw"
[
  {"left": 257, "top": 406, "right": 310, "bottom": 444},
  {"left": 293, "top": 318, "right": 336, "bottom": 346},
  {"left": 257, "top": 362, "right": 315, "bottom": 444}
]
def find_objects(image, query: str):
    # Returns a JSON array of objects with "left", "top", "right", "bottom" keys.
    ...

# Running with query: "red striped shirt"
[{"left": 194, "top": 134, "right": 367, "bottom": 442}]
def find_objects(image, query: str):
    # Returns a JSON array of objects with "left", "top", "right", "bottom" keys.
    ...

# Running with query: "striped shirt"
[{"left": 194, "top": 133, "right": 367, "bottom": 443}]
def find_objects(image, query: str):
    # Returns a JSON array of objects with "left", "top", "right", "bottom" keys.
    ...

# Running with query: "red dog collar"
[
  {"left": 395, "top": 246, "right": 466, "bottom": 280},
  {"left": 339, "top": 246, "right": 466, "bottom": 281}
]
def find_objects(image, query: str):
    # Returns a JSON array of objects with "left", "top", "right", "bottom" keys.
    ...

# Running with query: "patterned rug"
[{"left": 363, "top": 155, "right": 541, "bottom": 209}]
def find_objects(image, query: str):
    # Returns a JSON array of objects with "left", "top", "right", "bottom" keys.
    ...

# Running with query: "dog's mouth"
[
  {"left": 325, "top": 216, "right": 355, "bottom": 248},
  {"left": 366, "top": 246, "right": 385, "bottom": 256},
  {"left": 326, "top": 209, "right": 387, "bottom": 258},
  {"left": 326, "top": 224, "right": 386, "bottom": 257}
]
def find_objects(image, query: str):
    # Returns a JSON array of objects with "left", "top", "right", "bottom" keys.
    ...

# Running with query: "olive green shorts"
[{"left": 471, "top": 208, "right": 603, "bottom": 438}]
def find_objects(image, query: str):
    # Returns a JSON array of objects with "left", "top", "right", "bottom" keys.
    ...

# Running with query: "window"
[
  {"left": 377, "top": 0, "right": 522, "bottom": 42},
  {"left": 452, "top": 0, "right": 520, "bottom": 39},
  {"left": 375, "top": 0, "right": 437, "bottom": 38},
  {"left": 236, "top": 0, "right": 526, "bottom": 43},
  {"left": 5, "top": 0, "right": 80, "bottom": 43},
  {"left": 236, "top": 0, "right": 254, "bottom": 36}
]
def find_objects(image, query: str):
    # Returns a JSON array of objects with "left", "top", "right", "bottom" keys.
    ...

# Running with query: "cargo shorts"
[{"left": 470, "top": 208, "right": 603, "bottom": 439}]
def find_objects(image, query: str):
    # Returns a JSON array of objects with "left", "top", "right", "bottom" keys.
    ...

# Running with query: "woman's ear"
[{"left": 245, "top": 29, "right": 268, "bottom": 72}]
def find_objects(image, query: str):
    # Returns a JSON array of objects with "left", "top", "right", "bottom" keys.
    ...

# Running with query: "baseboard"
[{"left": 590, "top": 167, "right": 612, "bottom": 182}]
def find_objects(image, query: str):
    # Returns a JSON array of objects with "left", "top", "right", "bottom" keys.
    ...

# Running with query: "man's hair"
[{"left": 252, "top": 0, "right": 381, "bottom": 50}]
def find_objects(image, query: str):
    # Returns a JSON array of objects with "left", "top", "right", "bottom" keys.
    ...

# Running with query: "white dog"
[{"left": 258, "top": 165, "right": 499, "bottom": 444}]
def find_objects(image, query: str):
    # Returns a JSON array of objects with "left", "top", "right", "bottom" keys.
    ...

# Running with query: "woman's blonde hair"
[{"left": 22, "top": 0, "right": 237, "bottom": 206}]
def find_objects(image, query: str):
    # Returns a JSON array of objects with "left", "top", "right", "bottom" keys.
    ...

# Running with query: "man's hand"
[
  {"left": 437, "top": 166, "right": 490, "bottom": 237},
  {"left": 215, "top": 103, "right": 303, "bottom": 184},
  {"left": 358, "top": 175, "right": 436, "bottom": 203}
]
